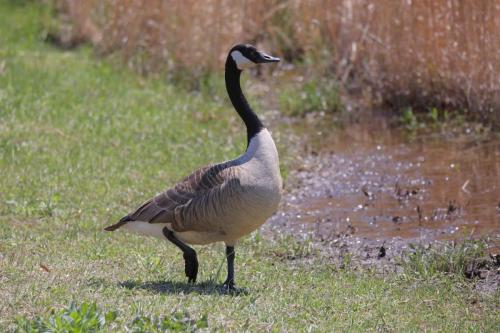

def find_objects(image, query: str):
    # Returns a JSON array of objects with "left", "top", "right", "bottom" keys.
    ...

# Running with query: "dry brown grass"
[{"left": 54, "top": 0, "right": 500, "bottom": 123}]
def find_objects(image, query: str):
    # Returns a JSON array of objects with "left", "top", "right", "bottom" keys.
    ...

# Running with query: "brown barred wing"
[
  {"left": 122, "top": 162, "right": 237, "bottom": 227},
  {"left": 170, "top": 175, "right": 243, "bottom": 232}
]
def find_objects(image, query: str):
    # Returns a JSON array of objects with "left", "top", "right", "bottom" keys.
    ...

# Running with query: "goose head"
[{"left": 228, "top": 44, "right": 280, "bottom": 71}]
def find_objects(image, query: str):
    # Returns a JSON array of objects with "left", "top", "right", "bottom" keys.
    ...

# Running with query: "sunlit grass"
[
  {"left": 0, "top": 2, "right": 499, "bottom": 332},
  {"left": 279, "top": 77, "right": 342, "bottom": 116},
  {"left": 400, "top": 240, "right": 492, "bottom": 279}
]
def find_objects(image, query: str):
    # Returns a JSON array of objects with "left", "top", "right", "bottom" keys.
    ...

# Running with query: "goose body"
[
  {"left": 120, "top": 128, "right": 281, "bottom": 245},
  {"left": 105, "top": 44, "right": 281, "bottom": 290}
]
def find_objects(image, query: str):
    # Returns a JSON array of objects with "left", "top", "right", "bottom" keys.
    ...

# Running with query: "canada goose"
[{"left": 105, "top": 44, "right": 281, "bottom": 290}]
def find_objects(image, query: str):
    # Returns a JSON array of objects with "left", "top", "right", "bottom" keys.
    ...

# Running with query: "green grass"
[
  {"left": 279, "top": 77, "right": 342, "bottom": 116},
  {"left": 15, "top": 301, "right": 207, "bottom": 333},
  {"left": 15, "top": 302, "right": 118, "bottom": 333},
  {"left": 0, "top": 2, "right": 499, "bottom": 332},
  {"left": 400, "top": 240, "right": 492, "bottom": 279}
]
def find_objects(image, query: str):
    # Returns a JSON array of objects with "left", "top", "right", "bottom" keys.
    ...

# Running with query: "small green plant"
[
  {"left": 14, "top": 302, "right": 209, "bottom": 333},
  {"left": 127, "top": 312, "right": 208, "bottom": 333},
  {"left": 270, "top": 234, "right": 315, "bottom": 260},
  {"left": 339, "top": 252, "right": 353, "bottom": 270},
  {"left": 401, "top": 240, "right": 489, "bottom": 278},
  {"left": 428, "top": 107, "right": 439, "bottom": 123},
  {"left": 3, "top": 193, "right": 60, "bottom": 218},
  {"left": 15, "top": 301, "right": 117, "bottom": 333},
  {"left": 400, "top": 107, "right": 418, "bottom": 130},
  {"left": 279, "top": 78, "right": 342, "bottom": 116}
]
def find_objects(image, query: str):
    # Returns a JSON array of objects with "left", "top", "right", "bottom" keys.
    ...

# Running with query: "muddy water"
[{"left": 270, "top": 114, "right": 500, "bottom": 246}]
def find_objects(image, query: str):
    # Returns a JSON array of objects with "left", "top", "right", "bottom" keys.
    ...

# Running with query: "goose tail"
[{"left": 104, "top": 215, "right": 132, "bottom": 231}]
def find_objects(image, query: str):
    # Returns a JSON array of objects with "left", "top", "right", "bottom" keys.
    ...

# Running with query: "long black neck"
[{"left": 225, "top": 58, "right": 264, "bottom": 145}]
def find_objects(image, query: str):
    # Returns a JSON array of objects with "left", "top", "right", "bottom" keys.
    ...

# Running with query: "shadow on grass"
[{"left": 119, "top": 280, "right": 248, "bottom": 296}]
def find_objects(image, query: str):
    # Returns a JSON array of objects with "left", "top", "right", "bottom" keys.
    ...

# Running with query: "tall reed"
[{"left": 54, "top": 0, "right": 500, "bottom": 123}]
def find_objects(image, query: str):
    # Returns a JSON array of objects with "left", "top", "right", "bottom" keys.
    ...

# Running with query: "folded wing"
[{"left": 105, "top": 162, "right": 240, "bottom": 232}]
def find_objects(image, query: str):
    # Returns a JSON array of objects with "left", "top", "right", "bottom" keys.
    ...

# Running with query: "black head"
[{"left": 228, "top": 44, "right": 280, "bottom": 70}]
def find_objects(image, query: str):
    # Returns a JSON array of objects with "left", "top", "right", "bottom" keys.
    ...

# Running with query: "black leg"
[
  {"left": 162, "top": 228, "right": 198, "bottom": 283},
  {"left": 223, "top": 246, "right": 235, "bottom": 290}
]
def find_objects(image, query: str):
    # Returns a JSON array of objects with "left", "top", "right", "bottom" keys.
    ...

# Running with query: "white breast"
[
  {"left": 233, "top": 129, "right": 281, "bottom": 187},
  {"left": 230, "top": 129, "right": 282, "bottom": 222}
]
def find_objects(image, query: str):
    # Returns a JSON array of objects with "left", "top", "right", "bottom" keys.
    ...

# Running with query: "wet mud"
[{"left": 264, "top": 113, "right": 499, "bottom": 286}]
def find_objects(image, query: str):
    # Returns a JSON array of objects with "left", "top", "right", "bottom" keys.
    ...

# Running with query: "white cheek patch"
[{"left": 231, "top": 50, "right": 254, "bottom": 70}]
